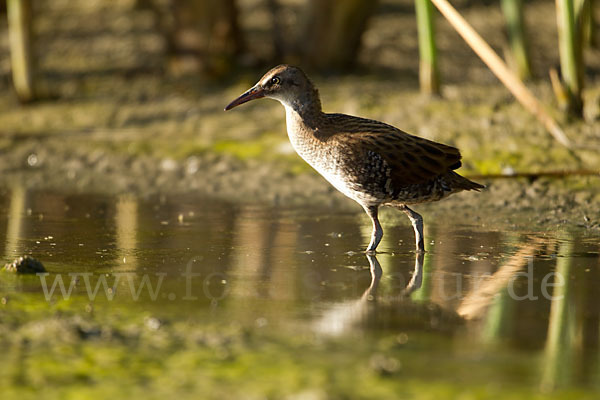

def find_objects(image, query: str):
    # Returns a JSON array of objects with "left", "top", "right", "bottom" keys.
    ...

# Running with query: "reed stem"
[
  {"left": 415, "top": 0, "right": 439, "bottom": 95},
  {"left": 7, "top": 0, "right": 35, "bottom": 102},
  {"left": 555, "top": 0, "right": 584, "bottom": 117},
  {"left": 501, "top": 0, "right": 532, "bottom": 80}
]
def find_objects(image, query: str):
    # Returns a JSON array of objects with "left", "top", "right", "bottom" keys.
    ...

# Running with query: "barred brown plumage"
[{"left": 225, "top": 65, "right": 483, "bottom": 253}]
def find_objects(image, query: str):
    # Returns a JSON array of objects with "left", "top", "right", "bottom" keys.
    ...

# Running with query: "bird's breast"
[{"left": 285, "top": 110, "right": 388, "bottom": 205}]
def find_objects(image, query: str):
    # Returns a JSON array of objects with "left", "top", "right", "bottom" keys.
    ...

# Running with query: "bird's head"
[{"left": 225, "top": 65, "right": 321, "bottom": 113}]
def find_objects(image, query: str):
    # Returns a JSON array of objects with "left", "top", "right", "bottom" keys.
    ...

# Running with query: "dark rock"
[{"left": 3, "top": 256, "right": 46, "bottom": 274}]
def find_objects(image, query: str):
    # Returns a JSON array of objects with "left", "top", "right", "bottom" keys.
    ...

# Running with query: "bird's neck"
[
  {"left": 284, "top": 86, "right": 322, "bottom": 119},
  {"left": 282, "top": 85, "right": 326, "bottom": 135},
  {"left": 284, "top": 103, "right": 326, "bottom": 143}
]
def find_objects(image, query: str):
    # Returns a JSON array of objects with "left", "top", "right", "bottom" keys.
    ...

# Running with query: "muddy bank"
[
  {"left": 0, "top": 0, "right": 599, "bottom": 228},
  {"left": 0, "top": 133, "right": 598, "bottom": 233}
]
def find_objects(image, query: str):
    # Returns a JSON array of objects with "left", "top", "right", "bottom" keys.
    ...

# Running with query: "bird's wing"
[{"left": 326, "top": 114, "right": 462, "bottom": 186}]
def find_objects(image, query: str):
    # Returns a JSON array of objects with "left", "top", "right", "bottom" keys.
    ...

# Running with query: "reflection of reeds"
[
  {"left": 501, "top": 0, "right": 531, "bottom": 80},
  {"left": 230, "top": 207, "right": 272, "bottom": 299},
  {"left": 5, "top": 186, "right": 26, "bottom": 260},
  {"left": 7, "top": 0, "right": 35, "bottom": 102},
  {"left": 456, "top": 237, "right": 545, "bottom": 320},
  {"left": 115, "top": 196, "right": 139, "bottom": 271},
  {"left": 229, "top": 207, "right": 297, "bottom": 301},
  {"left": 415, "top": 0, "right": 439, "bottom": 95},
  {"left": 541, "top": 237, "right": 575, "bottom": 390},
  {"left": 481, "top": 289, "right": 514, "bottom": 344}
]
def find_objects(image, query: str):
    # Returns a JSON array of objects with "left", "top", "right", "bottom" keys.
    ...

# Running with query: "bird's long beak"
[{"left": 224, "top": 85, "right": 265, "bottom": 111}]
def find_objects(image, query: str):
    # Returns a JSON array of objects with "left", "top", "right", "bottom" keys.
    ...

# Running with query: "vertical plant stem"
[
  {"left": 574, "top": 0, "right": 587, "bottom": 98},
  {"left": 580, "top": 0, "right": 595, "bottom": 46},
  {"left": 7, "top": 0, "right": 35, "bottom": 102},
  {"left": 298, "top": 0, "right": 378, "bottom": 71},
  {"left": 556, "top": 0, "right": 584, "bottom": 117},
  {"left": 267, "top": 0, "right": 285, "bottom": 61},
  {"left": 501, "top": 0, "right": 532, "bottom": 80},
  {"left": 415, "top": 0, "right": 439, "bottom": 94}
]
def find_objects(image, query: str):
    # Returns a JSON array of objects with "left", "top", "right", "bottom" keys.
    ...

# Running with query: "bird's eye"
[{"left": 270, "top": 76, "right": 281, "bottom": 85}]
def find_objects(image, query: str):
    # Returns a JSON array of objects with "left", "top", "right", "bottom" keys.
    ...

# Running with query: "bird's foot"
[{"left": 416, "top": 239, "right": 425, "bottom": 254}]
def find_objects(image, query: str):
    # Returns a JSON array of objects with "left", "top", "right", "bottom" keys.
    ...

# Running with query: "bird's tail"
[{"left": 449, "top": 171, "right": 485, "bottom": 191}]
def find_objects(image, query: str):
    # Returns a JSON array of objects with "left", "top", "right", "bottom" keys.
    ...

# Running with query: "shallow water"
[{"left": 1, "top": 186, "right": 599, "bottom": 396}]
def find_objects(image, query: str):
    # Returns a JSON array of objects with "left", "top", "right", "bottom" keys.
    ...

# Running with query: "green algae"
[
  {"left": 1, "top": 289, "right": 596, "bottom": 400},
  {"left": 0, "top": 323, "right": 595, "bottom": 399},
  {"left": 212, "top": 132, "right": 286, "bottom": 160}
]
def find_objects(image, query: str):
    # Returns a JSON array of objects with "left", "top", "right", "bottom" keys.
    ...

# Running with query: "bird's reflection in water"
[
  {"left": 314, "top": 236, "right": 555, "bottom": 338},
  {"left": 364, "top": 252, "right": 425, "bottom": 299},
  {"left": 314, "top": 252, "right": 436, "bottom": 336}
]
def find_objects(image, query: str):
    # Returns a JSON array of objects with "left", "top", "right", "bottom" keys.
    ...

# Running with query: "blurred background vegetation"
[
  {"left": 0, "top": 0, "right": 599, "bottom": 195},
  {"left": 4, "top": 0, "right": 598, "bottom": 104}
]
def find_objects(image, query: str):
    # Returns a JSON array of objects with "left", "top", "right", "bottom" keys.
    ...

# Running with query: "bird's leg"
[
  {"left": 363, "top": 205, "right": 383, "bottom": 254},
  {"left": 398, "top": 205, "right": 425, "bottom": 253}
]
